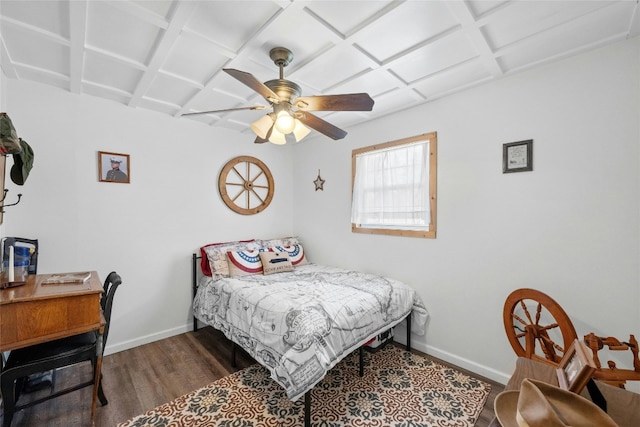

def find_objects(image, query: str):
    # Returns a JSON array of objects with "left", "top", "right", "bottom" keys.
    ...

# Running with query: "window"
[{"left": 351, "top": 132, "right": 437, "bottom": 238}]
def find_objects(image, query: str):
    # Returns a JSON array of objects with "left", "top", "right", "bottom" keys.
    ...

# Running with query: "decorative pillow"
[
  {"left": 200, "top": 239, "right": 260, "bottom": 277},
  {"left": 259, "top": 251, "right": 294, "bottom": 275},
  {"left": 268, "top": 244, "right": 307, "bottom": 266},
  {"left": 227, "top": 250, "right": 264, "bottom": 277}
]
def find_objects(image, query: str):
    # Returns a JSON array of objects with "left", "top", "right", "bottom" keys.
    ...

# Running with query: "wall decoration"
[
  {"left": 99, "top": 151, "right": 130, "bottom": 183},
  {"left": 219, "top": 156, "right": 274, "bottom": 215},
  {"left": 503, "top": 139, "right": 533, "bottom": 173},
  {"left": 314, "top": 170, "right": 325, "bottom": 191}
]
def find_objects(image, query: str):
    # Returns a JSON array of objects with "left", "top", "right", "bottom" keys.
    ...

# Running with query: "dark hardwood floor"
[{"left": 2, "top": 327, "right": 504, "bottom": 426}]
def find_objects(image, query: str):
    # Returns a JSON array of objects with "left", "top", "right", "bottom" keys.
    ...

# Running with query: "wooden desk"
[
  {"left": 0, "top": 271, "right": 105, "bottom": 421},
  {"left": 0, "top": 271, "right": 103, "bottom": 352}
]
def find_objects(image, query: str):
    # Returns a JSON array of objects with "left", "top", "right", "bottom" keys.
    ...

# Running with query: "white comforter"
[{"left": 193, "top": 263, "right": 428, "bottom": 401}]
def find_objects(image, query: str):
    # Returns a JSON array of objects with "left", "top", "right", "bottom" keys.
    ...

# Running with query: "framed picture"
[
  {"left": 99, "top": 151, "right": 130, "bottom": 184},
  {"left": 503, "top": 139, "right": 533, "bottom": 173},
  {"left": 556, "top": 339, "right": 596, "bottom": 393}
]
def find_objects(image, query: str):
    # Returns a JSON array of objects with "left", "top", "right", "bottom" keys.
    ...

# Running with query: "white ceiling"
[{"left": 1, "top": 0, "right": 638, "bottom": 140}]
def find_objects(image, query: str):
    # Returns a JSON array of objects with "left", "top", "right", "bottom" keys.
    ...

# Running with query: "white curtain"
[{"left": 351, "top": 140, "right": 429, "bottom": 228}]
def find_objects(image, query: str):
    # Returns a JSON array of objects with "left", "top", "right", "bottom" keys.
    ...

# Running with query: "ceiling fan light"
[
  {"left": 251, "top": 114, "right": 274, "bottom": 139},
  {"left": 274, "top": 110, "right": 296, "bottom": 134},
  {"left": 293, "top": 119, "right": 311, "bottom": 142},
  {"left": 268, "top": 128, "right": 287, "bottom": 145}
]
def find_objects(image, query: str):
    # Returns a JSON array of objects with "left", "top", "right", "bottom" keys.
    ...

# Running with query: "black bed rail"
[{"left": 192, "top": 253, "right": 200, "bottom": 332}]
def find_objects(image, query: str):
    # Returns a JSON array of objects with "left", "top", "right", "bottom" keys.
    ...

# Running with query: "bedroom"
[{"left": 1, "top": 0, "right": 639, "bottom": 425}]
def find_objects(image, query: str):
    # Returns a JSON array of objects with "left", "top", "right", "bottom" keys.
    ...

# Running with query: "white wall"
[
  {"left": 3, "top": 36, "right": 638, "bottom": 386},
  {"left": 293, "top": 37, "right": 640, "bottom": 384},
  {"left": 2, "top": 81, "right": 295, "bottom": 353}
]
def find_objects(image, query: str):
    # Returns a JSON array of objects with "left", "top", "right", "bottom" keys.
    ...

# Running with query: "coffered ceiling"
[{"left": 1, "top": 1, "right": 638, "bottom": 140}]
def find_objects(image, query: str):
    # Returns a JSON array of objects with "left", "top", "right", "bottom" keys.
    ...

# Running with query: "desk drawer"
[{"left": 0, "top": 293, "right": 102, "bottom": 351}]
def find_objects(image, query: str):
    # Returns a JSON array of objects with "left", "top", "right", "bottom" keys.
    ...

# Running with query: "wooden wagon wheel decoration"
[
  {"left": 503, "top": 288, "right": 578, "bottom": 366},
  {"left": 219, "top": 156, "right": 274, "bottom": 215}
]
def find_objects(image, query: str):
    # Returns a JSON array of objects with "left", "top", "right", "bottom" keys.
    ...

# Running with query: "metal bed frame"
[{"left": 191, "top": 253, "right": 412, "bottom": 426}]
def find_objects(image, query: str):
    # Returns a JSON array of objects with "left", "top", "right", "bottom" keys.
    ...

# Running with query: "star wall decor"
[{"left": 314, "top": 170, "right": 325, "bottom": 191}]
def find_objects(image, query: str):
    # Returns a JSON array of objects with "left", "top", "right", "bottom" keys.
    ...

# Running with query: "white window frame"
[{"left": 351, "top": 132, "right": 437, "bottom": 239}]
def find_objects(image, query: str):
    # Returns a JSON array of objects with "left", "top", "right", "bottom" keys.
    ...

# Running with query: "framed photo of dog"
[
  {"left": 99, "top": 151, "right": 130, "bottom": 184},
  {"left": 556, "top": 339, "right": 596, "bottom": 393}
]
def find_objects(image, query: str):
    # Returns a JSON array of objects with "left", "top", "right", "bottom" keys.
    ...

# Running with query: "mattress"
[{"left": 193, "top": 263, "right": 428, "bottom": 400}]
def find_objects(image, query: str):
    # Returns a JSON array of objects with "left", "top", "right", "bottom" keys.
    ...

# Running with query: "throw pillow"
[
  {"left": 259, "top": 251, "right": 294, "bottom": 275},
  {"left": 227, "top": 250, "right": 264, "bottom": 277}
]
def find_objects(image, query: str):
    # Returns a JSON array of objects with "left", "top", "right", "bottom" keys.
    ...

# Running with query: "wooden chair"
[{"left": 0, "top": 271, "right": 122, "bottom": 427}]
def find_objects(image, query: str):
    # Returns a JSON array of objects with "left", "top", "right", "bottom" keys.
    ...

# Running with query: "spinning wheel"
[
  {"left": 503, "top": 288, "right": 577, "bottom": 366},
  {"left": 219, "top": 156, "right": 274, "bottom": 215}
]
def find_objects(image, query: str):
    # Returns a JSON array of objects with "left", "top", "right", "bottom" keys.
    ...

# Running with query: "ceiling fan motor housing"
[{"left": 264, "top": 79, "right": 301, "bottom": 104}]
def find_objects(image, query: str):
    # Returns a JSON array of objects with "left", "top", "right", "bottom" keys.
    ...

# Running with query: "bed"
[{"left": 191, "top": 237, "right": 428, "bottom": 425}]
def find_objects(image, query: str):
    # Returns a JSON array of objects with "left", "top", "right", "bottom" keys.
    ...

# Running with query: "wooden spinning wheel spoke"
[
  {"left": 537, "top": 333, "right": 564, "bottom": 354},
  {"left": 219, "top": 156, "right": 275, "bottom": 215},
  {"left": 511, "top": 313, "right": 529, "bottom": 328},
  {"left": 537, "top": 322, "right": 560, "bottom": 333},
  {"left": 518, "top": 300, "right": 534, "bottom": 325}
]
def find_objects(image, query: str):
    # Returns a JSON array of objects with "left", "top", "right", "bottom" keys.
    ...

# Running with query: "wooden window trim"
[{"left": 351, "top": 132, "right": 437, "bottom": 239}]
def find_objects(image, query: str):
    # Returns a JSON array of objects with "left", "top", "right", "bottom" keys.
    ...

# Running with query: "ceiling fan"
[{"left": 182, "top": 47, "right": 374, "bottom": 144}]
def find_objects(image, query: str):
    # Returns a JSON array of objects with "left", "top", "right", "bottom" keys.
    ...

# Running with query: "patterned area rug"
[{"left": 118, "top": 345, "right": 490, "bottom": 427}]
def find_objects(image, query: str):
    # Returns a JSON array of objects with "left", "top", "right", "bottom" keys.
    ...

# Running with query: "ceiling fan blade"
[
  {"left": 224, "top": 69, "right": 280, "bottom": 102},
  {"left": 254, "top": 135, "right": 268, "bottom": 144},
  {"left": 182, "top": 105, "right": 267, "bottom": 116},
  {"left": 294, "top": 93, "right": 374, "bottom": 112},
  {"left": 297, "top": 112, "right": 347, "bottom": 140}
]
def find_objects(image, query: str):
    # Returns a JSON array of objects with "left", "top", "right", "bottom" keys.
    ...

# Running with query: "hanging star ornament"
[{"left": 314, "top": 170, "right": 325, "bottom": 191}]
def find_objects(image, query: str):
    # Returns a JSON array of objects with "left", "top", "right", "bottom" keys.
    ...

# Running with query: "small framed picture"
[
  {"left": 556, "top": 339, "right": 596, "bottom": 393},
  {"left": 503, "top": 139, "right": 533, "bottom": 173},
  {"left": 99, "top": 151, "right": 130, "bottom": 184}
]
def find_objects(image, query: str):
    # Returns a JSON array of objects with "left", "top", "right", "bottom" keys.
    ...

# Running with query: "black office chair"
[
  {"left": 0, "top": 271, "right": 122, "bottom": 427},
  {"left": 1, "top": 237, "right": 38, "bottom": 275}
]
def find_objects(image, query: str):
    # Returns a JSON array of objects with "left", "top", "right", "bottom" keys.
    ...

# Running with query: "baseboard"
[
  {"left": 393, "top": 327, "right": 511, "bottom": 385},
  {"left": 106, "top": 322, "right": 511, "bottom": 386},
  {"left": 423, "top": 344, "right": 511, "bottom": 385},
  {"left": 104, "top": 324, "right": 191, "bottom": 356}
]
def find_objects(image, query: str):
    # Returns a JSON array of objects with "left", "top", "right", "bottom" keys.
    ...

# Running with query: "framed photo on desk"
[{"left": 556, "top": 339, "right": 596, "bottom": 393}]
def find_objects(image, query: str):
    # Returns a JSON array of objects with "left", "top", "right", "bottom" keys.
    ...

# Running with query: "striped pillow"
[{"left": 226, "top": 250, "right": 264, "bottom": 277}]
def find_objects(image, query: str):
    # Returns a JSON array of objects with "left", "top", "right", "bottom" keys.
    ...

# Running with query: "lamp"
[
  {"left": 251, "top": 114, "right": 274, "bottom": 139},
  {"left": 250, "top": 105, "right": 311, "bottom": 144},
  {"left": 274, "top": 110, "right": 296, "bottom": 134},
  {"left": 292, "top": 119, "right": 311, "bottom": 142},
  {"left": 268, "top": 127, "right": 287, "bottom": 145}
]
